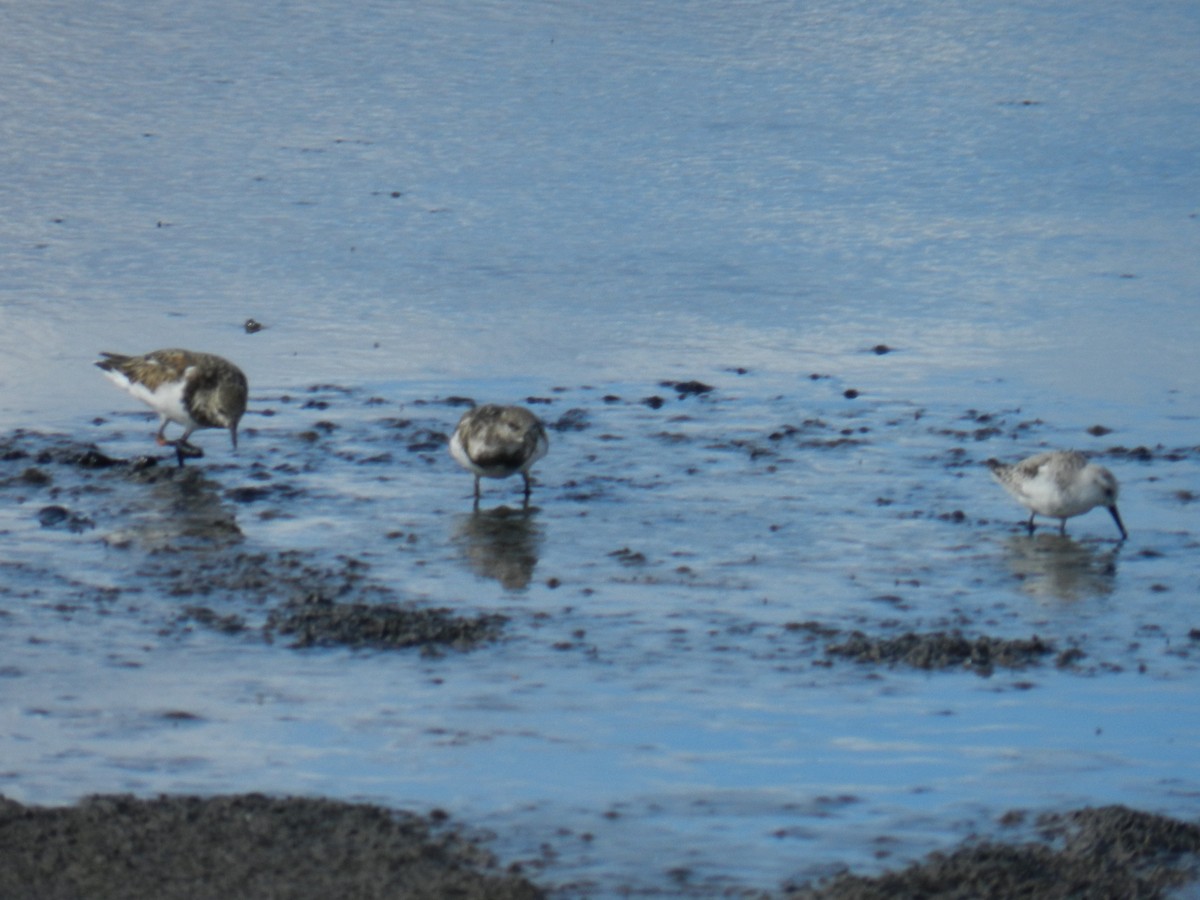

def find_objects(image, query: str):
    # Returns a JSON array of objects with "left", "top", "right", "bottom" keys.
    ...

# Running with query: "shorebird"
[
  {"left": 986, "top": 450, "right": 1126, "bottom": 539},
  {"left": 449, "top": 404, "right": 548, "bottom": 506},
  {"left": 96, "top": 349, "right": 248, "bottom": 466}
]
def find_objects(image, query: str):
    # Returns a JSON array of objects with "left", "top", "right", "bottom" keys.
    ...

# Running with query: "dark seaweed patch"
[
  {"left": 266, "top": 593, "right": 507, "bottom": 652},
  {"left": 824, "top": 630, "right": 1054, "bottom": 677}
]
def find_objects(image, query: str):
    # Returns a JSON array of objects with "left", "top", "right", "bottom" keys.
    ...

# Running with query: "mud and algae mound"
[
  {"left": 824, "top": 630, "right": 1054, "bottom": 676},
  {"left": 266, "top": 592, "right": 507, "bottom": 651},
  {"left": 786, "top": 805, "right": 1200, "bottom": 899},
  {"left": 0, "top": 793, "right": 544, "bottom": 900}
]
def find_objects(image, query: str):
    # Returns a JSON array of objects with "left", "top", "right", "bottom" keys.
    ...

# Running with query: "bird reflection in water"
[
  {"left": 1001, "top": 532, "right": 1121, "bottom": 602},
  {"left": 451, "top": 505, "right": 543, "bottom": 590},
  {"left": 105, "top": 466, "right": 242, "bottom": 552}
]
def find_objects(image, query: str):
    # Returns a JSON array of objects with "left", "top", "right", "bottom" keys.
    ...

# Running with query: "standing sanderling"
[
  {"left": 986, "top": 450, "right": 1126, "bottom": 539},
  {"left": 96, "top": 349, "right": 248, "bottom": 467},
  {"left": 449, "top": 404, "right": 549, "bottom": 506}
]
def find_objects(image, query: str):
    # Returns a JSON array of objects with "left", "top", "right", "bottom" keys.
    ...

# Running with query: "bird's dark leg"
[
  {"left": 1059, "top": 519, "right": 1067, "bottom": 536},
  {"left": 1026, "top": 512, "right": 1036, "bottom": 535},
  {"left": 172, "top": 440, "right": 204, "bottom": 466},
  {"left": 473, "top": 476, "right": 481, "bottom": 510}
]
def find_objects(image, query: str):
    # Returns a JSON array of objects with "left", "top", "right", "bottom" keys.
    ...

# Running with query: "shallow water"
[{"left": 2, "top": 1, "right": 1199, "bottom": 895}]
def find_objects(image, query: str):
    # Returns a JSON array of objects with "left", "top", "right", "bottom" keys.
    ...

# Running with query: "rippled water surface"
[{"left": 2, "top": 2, "right": 1199, "bottom": 895}]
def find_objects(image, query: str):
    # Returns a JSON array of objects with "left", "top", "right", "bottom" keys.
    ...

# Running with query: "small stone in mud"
[
  {"left": 161, "top": 710, "right": 202, "bottom": 721},
  {"left": 1108, "top": 445, "right": 1154, "bottom": 461},
  {"left": 75, "top": 448, "right": 121, "bottom": 468},
  {"left": 37, "top": 505, "right": 69, "bottom": 527},
  {"left": 1056, "top": 647, "right": 1087, "bottom": 667},
  {"left": 1087, "top": 424, "right": 1113, "bottom": 436},
  {"left": 784, "top": 621, "right": 841, "bottom": 639},
  {"left": 551, "top": 408, "right": 590, "bottom": 432},
  {"left": 641, "top": 395, "right": 666, "bottom": 409},
  {"left": 243, "top": 318, "right": 264, "bottom": 333},
  {"left": 664, "top": 380, "right": 714, "bottom": 397},
  {"left": 227, "top": 485, "right": 273, "bottom": 504},
  {"left": 20, "top": 467, "right": 51, "bottom": 485},
  {"left": 871, "top": 344, "right": 892, "bottom": 355},
  {"left": 843, "top": 389, "right": 860, "bottom": 399},
  {"left": 182, "top": 606, "right": 247, "bottom": 634},
  {"left": 407, "top": 429, "right": 447, "bottom": 452},
  {"left": 609, "top": 547, "right": 647, "bottom": 566},
  {"left": 37, "top": 505, "right": 94, "bottom": 532}
]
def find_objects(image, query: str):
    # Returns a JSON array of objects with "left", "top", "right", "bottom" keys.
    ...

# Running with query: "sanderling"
[
  {"left": 96, "top": 349, "right": 248, "bottom": 466},
  {"left": 986, "top": 450, "right": 1126, "bottom": 539},
  {"left": 449, "top": 404, "right": 549, "bottom": 506}
]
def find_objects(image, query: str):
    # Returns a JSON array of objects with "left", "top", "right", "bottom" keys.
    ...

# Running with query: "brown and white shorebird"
[
  {"left": 986, "top": 450, "right": 1127, "bottom": 539},
  {"left": 96, "top": 349, "right": 248, "bottom": 466},
  {"left": 449, "top": 404, "right": 549, "bottom": 506}
]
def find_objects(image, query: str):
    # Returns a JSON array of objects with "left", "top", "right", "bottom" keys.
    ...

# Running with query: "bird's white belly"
[
  {"left": 1020, "top": 477, "right": 1092, "bottom": 518},
  {"left": 448, "top": 430, "right": 484, "bottom": 475},
  {"left": 103, "top": 370, "right": 193, "bottom": 427}
]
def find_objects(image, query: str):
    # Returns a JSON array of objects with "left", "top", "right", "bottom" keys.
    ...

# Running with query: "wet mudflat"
[
  {"left": 3, "top": 368, "right": 1199, "bottom": 896},
  {"left": 3, "top": 3, "right": 1200, "bottom": 891}
]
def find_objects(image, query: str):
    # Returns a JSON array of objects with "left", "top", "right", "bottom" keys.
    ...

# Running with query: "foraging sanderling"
[
  {"left": 96, "top": 349, "right": 248, "bottom": 466},
  {"left": 449, "top": 404, "right": 549, "bottom": 505},
  {"left": 986, "top": 450, "right": 1126, "bottom": 539}
]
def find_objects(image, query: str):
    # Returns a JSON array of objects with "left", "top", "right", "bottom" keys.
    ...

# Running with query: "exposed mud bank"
[
  {"left": 786, "top": 805, "right": 1200, "bottom": 900},
  {"left": 1, "top": 794, "right": 1196, "bottom": 899},
  {"left": 0, "top": 793, "right": 544, "bottom": 899}
]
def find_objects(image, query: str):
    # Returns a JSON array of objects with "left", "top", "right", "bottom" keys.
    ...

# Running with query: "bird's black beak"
[{"left": 1108, "top": 505, "right": 1128, "bottom": 541}]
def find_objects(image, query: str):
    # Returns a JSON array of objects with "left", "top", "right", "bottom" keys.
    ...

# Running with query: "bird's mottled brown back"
[
  {"left": 97, "top": 349, "right": 195, "bottom": 391},
  {"left": 458, "top": 405, "right": 547, "bottom": 472}
]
